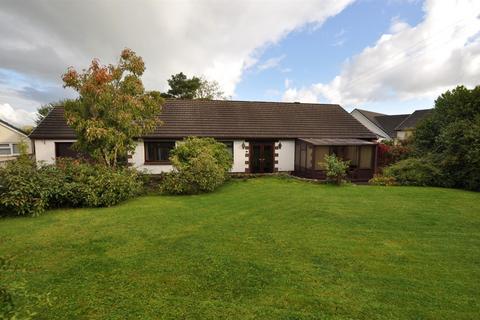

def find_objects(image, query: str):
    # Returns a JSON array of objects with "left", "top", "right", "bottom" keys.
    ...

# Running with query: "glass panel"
[
  {"left": 145, "top": 142, "right": 175, "bottom": 162},
  {"left": 359, "top": 146, "right": 373, "bottom": 169},
  {"left": 344, "top": 146, "right": 358, "bottom": 167},
  {"left": 314, "top": 146, "right": 329, "bottom": 170},
  {"left": 306, "top": 145, "right": 313, "bottom": 169},
  {"left": 263, "top": 144, "right": 273, "bottom": 173},
  {"left": 12, "top": 144, "right": 19, "bottom": 154},
  {"left": 295, "top": 143, "right": 300, "bottom": 167},
  {"left": 0, "top": 148, "right": 11, "bottom": 155},
  {"left": 0, "top": 144, "right": 9, "bottom": 148},
  {"left": 299, "top": 143, "right": 306, "bottom": 169},
  {"left": 251, "top": 144, "right": 261, "bottom": 173}
]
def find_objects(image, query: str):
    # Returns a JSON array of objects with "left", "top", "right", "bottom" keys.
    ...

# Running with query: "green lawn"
[{"left": 1, "top": 177, "right": 479, "bottom": 319}]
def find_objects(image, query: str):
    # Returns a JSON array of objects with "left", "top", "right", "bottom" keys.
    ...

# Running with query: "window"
[
  {"left": 314, "top": 146, "right": 329, "bottom": 170},
  {"left": 145, "top": 141, "right": 175, "bottom": 163},
  {"left": 0, "top": 143, "right": 20, "bottom": 156},
  {"left": 359, "top": 146, "right": 373, "bottom": 169},
  {"left": 219, "top": 141, "right": 234, "bottom": 156},
  {"left": 306, "top": 145, "right": 313, "bottom": 169},
  {"left": 295, "top": 143, "right": 300, "bottom": 167}
]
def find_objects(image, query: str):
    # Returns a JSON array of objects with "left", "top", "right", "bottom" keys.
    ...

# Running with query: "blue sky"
[
  {"left": 0, "top": 0, "right": 479, "bottom": 126},
  {"left": 237, "top": 0, "right": 426, "bottom": 112}
]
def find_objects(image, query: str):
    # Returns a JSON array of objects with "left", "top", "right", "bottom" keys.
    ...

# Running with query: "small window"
[
  {"left": 0, "top": 143, "right": 13, "bottom": 156},
  {"left": 12, "top": 144, "right": 19, "bottom": 155},
  {"left": 145, "top": 141, "right": 175, "bottom": 163},
  {"left": 219, "top": 141, "right": 234, "bottom": 156}
]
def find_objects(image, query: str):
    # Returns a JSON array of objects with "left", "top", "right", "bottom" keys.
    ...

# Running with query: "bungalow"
[
  {"left": 0, "top": 119, "right": 32, "bottom": 164},
  {"left": 29, "top": 100, "right": 378, "bottom": 181}
]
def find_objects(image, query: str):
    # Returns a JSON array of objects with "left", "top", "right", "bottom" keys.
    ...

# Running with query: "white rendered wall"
[
  {"left": 33, "top": 139, "right": 76, "bottom": 165},
  {"left": 350, "top": 110, "right": 389, "bottom": 140},
  {"left": 232, "top": 140, "right": 248, "bottom": 173},
  {"left": 276, "top": 140, "right": 295, "bottom": 172}
]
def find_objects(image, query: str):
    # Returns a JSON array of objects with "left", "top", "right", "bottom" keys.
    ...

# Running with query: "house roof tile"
[{"left": 29, "top": 99, "right": 376, "bottom": 140}]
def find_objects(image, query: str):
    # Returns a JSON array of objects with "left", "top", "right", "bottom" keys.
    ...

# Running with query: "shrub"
[
  {"left": 0, "top": 157, "right": 49, "bottom": 217},
  {"left": 0, "top": 158, "right": 144, "bottom": 217},
  {"left": 324, "top": 154, "right": 350, "bottom": 185},
  {"left": 161, "top": 137, "right": 232, "bottom": 194},
  {"left": 369, "top": 174, "right": 397, "bottom": 186},
  {"left": 382, "top": 157, "right": 441, "bottom": 186}
]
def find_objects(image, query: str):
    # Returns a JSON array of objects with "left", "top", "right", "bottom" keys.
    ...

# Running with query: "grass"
[{"left": 1, "top": 177, "right": 479, "bottom": 319}]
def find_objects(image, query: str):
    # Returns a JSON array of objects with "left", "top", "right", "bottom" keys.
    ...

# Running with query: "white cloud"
[
  {"left": 257, "top": 54, "right": 286, "bottom": 71},
  {"left": 0, "top": 103, "right": 36, "bottom": 127},
  {"left": 282, "top": 87, "right": 318, "bottom": 103},
  {"left": 0, "top": 0, "right": 355, "bottom": 120},
  {"left": 284, "top": 0, "right": 480, "bottom": 106}
]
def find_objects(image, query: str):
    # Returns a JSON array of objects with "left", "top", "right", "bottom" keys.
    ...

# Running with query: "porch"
[{"left": 293, "top": 138, "right": 377, "bottom": 182}]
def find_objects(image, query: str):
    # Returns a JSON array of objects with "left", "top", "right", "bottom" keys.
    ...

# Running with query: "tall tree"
[
  {"left": 414, "top": 85, "right": 480, "bottom": 190},
  {"left": 195, "top": 77, "right": 227, "bottom": 100},
  {"left": 62, "top": 48, "right": 164, "bottom": 167},
  {"left": 162, "top": 72, "right": 201, "bottom": 99}
]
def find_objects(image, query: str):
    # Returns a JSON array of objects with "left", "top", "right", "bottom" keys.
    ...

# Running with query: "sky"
[{"left": 0, "top": 0, "right": 479, "bottom": 126}]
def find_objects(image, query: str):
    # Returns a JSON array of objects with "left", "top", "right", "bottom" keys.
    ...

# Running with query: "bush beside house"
[
  {"left": 160, "top": 137, "right": 232, "bottom": 194},
  {"left": 0, "top": 158, "right": 143, "bottom": 217}
]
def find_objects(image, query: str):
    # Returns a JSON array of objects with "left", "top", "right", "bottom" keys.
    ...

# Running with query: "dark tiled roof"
[
  {"left": 30, "top": 100, "right": 376, "bottom": 140},
  {"left": 0, "top": 118, "right": 27, "bottom": 136},
  {"left": 374, "top": 114, "right": 409, "bottom": 138},
  {"left": 299, "top": 138, "right": 375, "bottom": 146},
  {"left": 395, "top": 109, "right": 433, "bottom": 131}
]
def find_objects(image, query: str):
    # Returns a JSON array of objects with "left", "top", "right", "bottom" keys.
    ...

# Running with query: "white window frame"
[{"left": 0, "top": 143, "right": 20, "bottom": 157}]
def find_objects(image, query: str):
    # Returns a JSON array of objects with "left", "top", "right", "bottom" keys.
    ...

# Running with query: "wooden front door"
[{"left": 250, "top": 142, "right": 274, "bottom": 173}]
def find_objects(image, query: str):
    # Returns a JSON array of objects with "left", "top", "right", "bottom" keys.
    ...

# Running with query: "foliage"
[
  {"left": 369, "top": 174, "right": 397, "bottom": 186},
  {"left": 413, "top": 85, "right": 480, "bottom": 191},
  {"left": 324, "top": 154, "right": 350, "bottom": 185},
  {"left": 195, "top": 77, "right": 227, "bottom": 100},
  {"left": 162, "top": 73, "right": 227, "bottom": 100},
  {"left": 62, "top": 48, "right": 164, "bottom": 167},
  {"left": 0, "top": 158, "right": 143, "bottom": 217},
  {"left": 161, "top": 72, "right": 201, "bottom": 99},
  {"left": 377, "top": 140, "right": 413, "bottom": 167},
  {"left": 381, "top": 157, "right": 441, "bottom": 186},
  {"left": 0, "top": 256, "right": 51, "bottom": 320},
  {"left": 0, "top": 157, "right": 49, "bottom": 217},
  {"left": 160, "top": 137, "right": 232, "bottom": 194}
]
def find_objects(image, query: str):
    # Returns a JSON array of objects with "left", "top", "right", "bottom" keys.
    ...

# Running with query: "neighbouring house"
[
  {"left": 29, "top": 100, "right": 378, "bottom": 181},
  {"left": 350, "top": 109, "right": 409, "bottom": 141},
  {"left": 394, "top": 109, "right": 433, "bottom": 141},
  {"left": 351, "top": 108, "right": 433, "bottom": 142},
  {"left": 0, "top": 119, "right": 32, "bottom": 164}
]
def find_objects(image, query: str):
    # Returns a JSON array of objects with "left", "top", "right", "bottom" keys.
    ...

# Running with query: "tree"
[
  {"left": 161, "top": 72, "right": 201, "bottom": 99},
  {"left": 195, "top": 77, "right": 226, "bottom": 100},
  {"left": 414, "top": 85, "right": 480, "bottom": 190},
  {"left": 62, "top": 48, "right": 164, "bottom": 167}
]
